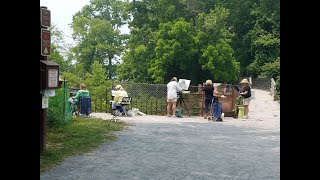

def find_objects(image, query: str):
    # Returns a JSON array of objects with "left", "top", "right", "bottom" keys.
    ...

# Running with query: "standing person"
[
  {"left": 202, "top": 80, "right": 216, "bottom": 120},
  {"left": 239, "top": 78, "right": 252, "bottom": 119},
  {"left": 167, "top": 77, "right": 182, "bottom": 117}
]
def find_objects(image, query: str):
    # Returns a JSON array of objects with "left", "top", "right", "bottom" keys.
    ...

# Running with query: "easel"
[{"left": 177, "top": 92, "right": 191, "bottom": 116}]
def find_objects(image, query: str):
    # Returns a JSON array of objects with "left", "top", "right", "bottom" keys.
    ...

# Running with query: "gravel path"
[{"left": 41, "top": 89, "right": 280, "bottom": 180}]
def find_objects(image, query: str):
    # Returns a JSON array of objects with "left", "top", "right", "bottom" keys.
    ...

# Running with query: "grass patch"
[{"left": 40, "top": 117, "right": 126, "bottom": 172}]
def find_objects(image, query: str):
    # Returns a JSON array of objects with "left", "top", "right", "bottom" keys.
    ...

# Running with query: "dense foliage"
[{"left": 51, "top": 0, "right": 280, "bottom": 87}]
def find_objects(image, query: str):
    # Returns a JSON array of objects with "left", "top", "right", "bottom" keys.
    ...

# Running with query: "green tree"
[
  {"left": 117, "top": 0, "right": 278, "bottom": 84},
  {"left": 247, "top": 32, "right": 280, "bottom": 78},
  {"left": 84, "top": 60, "right": 109, "bottom": 88},
  {"left": 117, "top": 27, "right": 157, "bottom": 83},
  {"left": 246, "top": 0, "right": 280, "bottom": 78},
  {"left": 259, "top": 57, "right": 280, "bottom": 79},
  {"left": 149, "top": 19, "right": 198, "bottom": 83},
  {"left": 62, "top": 63, "right": 86, "bottom": 88},
  {"left": 216, "top": 0, "right": 279, "bottom": 78},
  {"left": 48, "top": 25, "right": 72, "bottom": 73},
  {"left": 197, "top": 6, "right": 240, "bottom": 83},
  {"left": 84, "top": 61, "right": 112, "bottom": 112},
  {"left": 71, "top": 0, "right": 128, "bottom": 79}
]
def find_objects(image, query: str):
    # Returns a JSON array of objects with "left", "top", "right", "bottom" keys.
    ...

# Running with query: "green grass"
[{"left": 40, "top": 117, "right": 126, "bottom": 172}]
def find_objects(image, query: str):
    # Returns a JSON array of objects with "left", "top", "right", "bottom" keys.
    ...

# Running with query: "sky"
[{"left": 40, "top": 0, "right": 130, "bottom": 46}]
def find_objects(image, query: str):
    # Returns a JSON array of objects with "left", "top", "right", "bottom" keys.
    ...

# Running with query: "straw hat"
[
  {"left": 115, "top": 84, "right": 122, "bottom": 90},
  {"left": 171, "top": 77, "right": 178, "bottom": 81},
  {"left": 240, "top": 78, "right": 249, "bottom": 84}
]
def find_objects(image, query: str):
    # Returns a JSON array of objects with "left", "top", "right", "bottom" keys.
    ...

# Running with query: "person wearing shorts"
[
  {"left": 239, "top": 78, "right": 252, "bottom": 119},
  {"left": 167, "top": 77, "right": 182, "bottom": 117}
]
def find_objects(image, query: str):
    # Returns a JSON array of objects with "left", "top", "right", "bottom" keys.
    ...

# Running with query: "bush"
[{"left": 47, "top": 83, "right": 73, "bottom": 128}]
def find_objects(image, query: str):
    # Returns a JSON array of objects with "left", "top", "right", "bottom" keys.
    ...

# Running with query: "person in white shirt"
[{"left": 167, "top": 77, "right": 182, "bottom": 117}]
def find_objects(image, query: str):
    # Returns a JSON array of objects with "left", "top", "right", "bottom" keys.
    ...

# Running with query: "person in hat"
[
  {"left": 167, "top": 77, "right": 182, "bottom": 117},
  {"left": 239, "top": 78, "right": 252, "bottom": 119},
  {"left": 113, "top": 84, "right": 128, "bottom": 115}
]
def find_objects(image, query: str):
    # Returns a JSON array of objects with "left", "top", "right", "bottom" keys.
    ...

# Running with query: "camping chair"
[{"left": 78, "top": 96, "right": 91, "bottom": 117}]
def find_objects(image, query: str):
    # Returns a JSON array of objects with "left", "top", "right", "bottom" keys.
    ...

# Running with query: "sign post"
[
  {"left": 41, "top": 29, "right": 51, "bottom": 56},
  {"left": 40, "top": 8, "right": 51, "bottom": 28},
  {"left": 40, "top": 6, "right": 51, "bottom": 152}
]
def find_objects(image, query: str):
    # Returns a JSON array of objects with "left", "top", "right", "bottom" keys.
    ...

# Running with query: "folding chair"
[{"left": 79, "top": 96, "right": 91, "bottom": 117}]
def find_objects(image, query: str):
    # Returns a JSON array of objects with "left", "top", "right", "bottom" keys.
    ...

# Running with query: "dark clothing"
[
  {"left": 204, "top": 98, "right": 212, "bottom": 113},
  {"left": 79, "top": 96, "right": 91, "bottom": 116},
  {"left": 202, "top": 85, "right": 214, "bottom": 98},
  {"left": 115, "top": 104, "right": 124, "bottom": 113},
  {"left": 240, "top": 85, "right": 251, "bottom": 99},
  {"left": 202, "top": 85, "right": 215, "bottom": 113}
]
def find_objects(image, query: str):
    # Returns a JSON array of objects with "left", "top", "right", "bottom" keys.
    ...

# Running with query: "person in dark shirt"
[
  {"left": 202, "top": 80, "right": 218, "bottom": 120},
  {"left": 239, "top": 79, "right": 252, "bottom": 119}
]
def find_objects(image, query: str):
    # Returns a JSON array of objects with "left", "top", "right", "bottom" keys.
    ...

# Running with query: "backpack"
[{"left": 175, "top": 107, "right": 184, "bottom": 118}]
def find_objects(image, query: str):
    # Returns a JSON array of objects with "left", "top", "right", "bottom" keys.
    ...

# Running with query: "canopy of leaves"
[{"left": 67, "top": 0, "right": 279, "bottom": 85}]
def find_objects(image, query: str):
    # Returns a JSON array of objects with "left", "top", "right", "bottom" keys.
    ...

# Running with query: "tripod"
[{"left": 177, "top": 93, "right": 190, "bottom": 116}]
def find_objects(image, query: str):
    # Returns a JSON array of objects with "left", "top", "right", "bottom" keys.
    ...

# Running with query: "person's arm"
[
  {"left": 213, "top": 86, "right": 219, "bottom": 97},
  {"left": 212, "top": 85, "right": 218, "bottom": 94},
  {"left": 74, "top": 91, "right": 81, "bottom": 102},
  {"left": 176, "top": 82, "right": 182, "bottom": 92},
  {"left": 213, "top": 86, "right": 226, "bottom": 98}
]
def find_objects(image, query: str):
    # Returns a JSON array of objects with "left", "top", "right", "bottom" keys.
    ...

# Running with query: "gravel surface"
[{"left": 41, "top": 89, "right": 280, "bottom": 180}]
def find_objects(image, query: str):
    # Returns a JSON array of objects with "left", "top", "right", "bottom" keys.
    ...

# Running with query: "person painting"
[
  {"left": 113, "top": 84, "right": 128, "bottom": 115},
  {"left": 202, "top": 80, "right": 218, "bottom": 120},
  {"left": 239, "top": 78, "right": 252, "bottom": 119},
  {"left": 74, "top": 83, "right": 90, "bottom": 115},
  {"left": 167, "top": 77, "right": 182, "bottom": 117},
  {"left": 74, "top": 83, "right": 90, "bottom": 101}
]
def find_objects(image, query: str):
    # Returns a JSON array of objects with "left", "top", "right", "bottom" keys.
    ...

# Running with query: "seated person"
[
  {"left": 113, "top": 85, "right": 128, "bottom": 115},
  {"left": 74, "top": 83, "right": 90, "bottom": 114}
]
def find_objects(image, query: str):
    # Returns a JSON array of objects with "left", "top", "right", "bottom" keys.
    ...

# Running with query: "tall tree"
[
  {"left": 71, "top": 0, "right": 129, "bottom": 79},
  {"left": 49, "top": 25, "right": 72, "bottom": 73},
  {"left": 149, "top": 19, "right": 199, "bottom": 83},
  {"left": 196, "top": 6, "right": 240, "bottom": 83},
  {"left": 216, "top": 0, "right": 280, "bottom": 79},
  {"left": 246, "top": 0, "right": 280, "bottom": 78},
  {"left": 118, "top": 0, "right": 279, "bottom": 84}
]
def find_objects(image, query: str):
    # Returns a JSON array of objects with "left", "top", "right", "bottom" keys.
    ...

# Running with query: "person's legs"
[
  {"left": 167, "top": 101, "right": 172, "bottom": 116},
  {"left": 172, "top": 102, "right": 177, "bottom": 116},
  {"left": 244, "top": 105, "right": 248, "bottom": 116},
  {"left": 204, "top": 98, "right": 212, "bottom": 119},
  {"left": 115, "top": 104, "right": 124, "bottom": 113},
  {"left": 204, "top": 99, "right": 209, "bottom": 119},
  {"left": 243, "top": 97, "right": 251, "bottom": 118}
]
